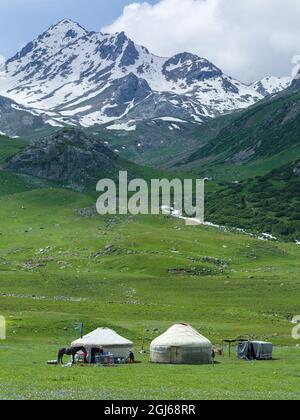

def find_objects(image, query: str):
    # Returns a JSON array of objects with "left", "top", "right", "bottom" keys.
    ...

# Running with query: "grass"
[
  {"left": 1, "top": 346, "right": 300, "bottom": 400},
  {"left": 0, "top": 186, "right": 300, "bottom": 400},
  {"left": 181, "top": 90, "right": 300, "bottom": 182},
  {"left": 186, "top": 145, "right": 300, "bottom": 182},
  {"left": 206, "top": 160, "right": 300, "bottom": 240},
  {"left": 1, "top": 131, "right": 300, "bottom": 400},
  {"left": 0, "top": 135, "right": 28, "bottom": 164}
]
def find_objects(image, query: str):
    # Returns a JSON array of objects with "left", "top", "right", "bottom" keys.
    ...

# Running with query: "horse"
[{"left": 57, "top": 346, "right": 87, "bottom": 364}]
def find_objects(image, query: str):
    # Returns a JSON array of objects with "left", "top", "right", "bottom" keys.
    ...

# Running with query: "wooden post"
[{"left": 141, "top": 327, "right": 147, "bottom": 352}]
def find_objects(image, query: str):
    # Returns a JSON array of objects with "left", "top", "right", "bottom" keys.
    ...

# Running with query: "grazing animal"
[{"left": 57, "top": 346, "right": 87, "bottom": 364}]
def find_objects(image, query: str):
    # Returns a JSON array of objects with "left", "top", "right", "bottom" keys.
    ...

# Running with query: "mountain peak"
[
  {"left": 49, "top": 18, "right": 87, "bottom": 31},
  {"left": 163, "top": 52, "right": 222, "bottom": 85},
  {"left": 5, "top": 18, "right": 87, "bottom": 67},
  {"left": 42, "top": 18, "right": 88, "bottom": 40},
  {"left": 251, "top": 76, "right": 291, "bottom": 97}
]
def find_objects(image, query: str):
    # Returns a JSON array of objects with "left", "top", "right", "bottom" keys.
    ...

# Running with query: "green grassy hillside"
[
  {"left": 0, "top": 135, "right": 35, "bottom": 196},
  {"left": 1, "top": 128, "right": 300, "bottom": 400},
  {"left": 1, "top": 130, "right": 177, "bottom": 197},
  {"left": 0, "top": 135, "right": 28, "bottom": 163},
  {"left": 0, "top": 185, "right": 300, "bottom": 399},
  {"left": 177, "top": 90, "right": 300, "bottom": 181},
  {"left": 206, "top": 160, "right": 300, "bottom": 241}
]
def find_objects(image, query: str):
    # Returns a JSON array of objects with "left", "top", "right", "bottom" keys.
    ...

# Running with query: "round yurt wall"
[{"left": 150, "top": 324, "right": 212, "bottom": 365}]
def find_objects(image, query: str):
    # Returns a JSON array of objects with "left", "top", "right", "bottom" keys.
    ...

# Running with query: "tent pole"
[{"left": 141, "top": 327, "right": 146, "bottom": 352}]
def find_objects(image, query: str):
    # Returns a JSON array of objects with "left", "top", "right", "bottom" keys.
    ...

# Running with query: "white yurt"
[
  {"left": 150, "top": 323, "right": 213, "bottom": 365},
  {"left": 71, "top": 328, "right": 133, "bottom": 361}
]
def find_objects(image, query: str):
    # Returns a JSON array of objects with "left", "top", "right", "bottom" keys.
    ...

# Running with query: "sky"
[
  {"left": 0, "top": 0, "right": 157, "bottom": 57},
  {"left": 1, "top": 0, "right": 300, "bottom": 83}
]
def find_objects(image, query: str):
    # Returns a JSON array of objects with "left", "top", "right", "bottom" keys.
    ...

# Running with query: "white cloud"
[{"left": 103, "top": 0, "right": 300, "bottom": 83}]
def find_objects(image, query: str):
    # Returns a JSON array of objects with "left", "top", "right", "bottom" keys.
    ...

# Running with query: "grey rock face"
[
  {"left": 7, "top": 128, "right": 117, "bottom": 181},
  {"left": 113, "top": 73, "right": 152, "bottom": 107},
  {"left": 291, "top": 72, "right": 300, "bottom": 90},
  {"left": 61, "top": 73, "right": 153, "bottom": 122},
  {"left": 0, "top": 95, "right": 46, "bottom": 137},
  {"left": 163, "top": 53, "right": 222, "bottom": 85},
  {"left": 252, "top": 81, "right": 269, "bottom": 97},
  {"left": 120, "top": 39, "right": 140, "bottom": 67}
]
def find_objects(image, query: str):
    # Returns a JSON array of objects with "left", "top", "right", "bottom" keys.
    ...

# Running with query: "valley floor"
[
  {"left": 0, "top": 188, "right": 300, "bottom": 400},
  {"left": 1, "top": 344, "right": 300, "bottom": 400}
]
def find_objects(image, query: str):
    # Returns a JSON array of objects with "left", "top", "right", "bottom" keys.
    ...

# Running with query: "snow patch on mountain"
[
  {"left": 0, "top": 19, "right": 264, "bottom": 129},
  {"left": 251, "top": 76, "right": 291, "bottom": 97},
  {"left": 0, "top": 55, "right": 5, "bottom": 72},
  {"left": 155, "top": 117, "right": 188, "bottom": 123},
  {"left": 107, "top": 121, "right": 137, "bottom": 131}
]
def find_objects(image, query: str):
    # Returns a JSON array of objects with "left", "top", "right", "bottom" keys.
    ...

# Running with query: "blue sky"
[{"left": 0, "top": 0, "right": 158, "bottom": 58}]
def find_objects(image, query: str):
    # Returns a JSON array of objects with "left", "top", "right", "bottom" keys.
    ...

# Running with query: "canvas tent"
[
  {"left": 237, "top": 341, "right": 273, "bottom": 361},
  {"left": 71, "top": 328, "right": 133, "bottom": 361},
  {"left": 150, "top": 323, "right": 213, "bottom": 365}
]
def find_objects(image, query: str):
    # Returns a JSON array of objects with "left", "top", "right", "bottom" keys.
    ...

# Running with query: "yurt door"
[{"left": 170, "top": 347, "right": 180, "bottom": 364}]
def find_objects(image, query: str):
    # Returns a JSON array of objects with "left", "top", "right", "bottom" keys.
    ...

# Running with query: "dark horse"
[{"left": 57, "top": 346, "right": 87, "bottom": 364}]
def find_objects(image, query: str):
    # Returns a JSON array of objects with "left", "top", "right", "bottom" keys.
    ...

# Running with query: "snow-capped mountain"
[
  {"left": 0, "top": 19, "right": 264, "bottom": 129},
  {"left": 0, "top": 56, "right": 5, "bottom": 72},
  {"left": 251, "top": 76, "right": 291, "bottom": 97}
]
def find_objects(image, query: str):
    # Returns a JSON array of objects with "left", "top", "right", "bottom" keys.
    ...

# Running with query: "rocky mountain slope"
[
  {"left": 7, "top": 128, "right": 119, "bottom": 183},
  {"left": 251, "top": 76, "right": 291, "bottom": 97},
  {"left": 86, "top": 112, "right": 234, "bottom": 168},
  {"left": 291, "top": 69, "right": 300, "bottom": 90},
  {"left": 177, "top": 85, "right": 300, "bottom": 179},
  {"left": 0, "top": 19, "right": 263, "bottom": 129},
  {"left": 0, "top": 95, "right": 50, "bottom": 137}
]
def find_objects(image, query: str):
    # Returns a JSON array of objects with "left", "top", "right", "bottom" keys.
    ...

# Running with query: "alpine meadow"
[{"left": 0, "top": 0, "right": 300, "bottom": 403}]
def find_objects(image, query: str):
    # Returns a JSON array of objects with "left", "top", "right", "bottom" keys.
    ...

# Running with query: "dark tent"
[{"left": 237, "top": 341, "right": 273, "bottom": 361}]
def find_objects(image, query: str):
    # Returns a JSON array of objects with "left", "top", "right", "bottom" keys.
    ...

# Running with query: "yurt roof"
[
  {"left": 71, "top": 328, "right": 133, "bottom": 348},
  {"left": 151, "top": 323, "right": 212, "bottom": 347}
]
